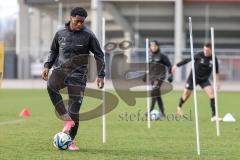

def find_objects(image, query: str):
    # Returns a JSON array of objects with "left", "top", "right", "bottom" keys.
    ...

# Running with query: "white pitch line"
[{"left": 0, "top": 119, "right": 25, "bottom": 126}]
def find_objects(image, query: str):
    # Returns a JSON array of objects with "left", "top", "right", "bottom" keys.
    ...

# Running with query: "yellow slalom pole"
[{"left": 0, "top": 42, "right": 4, "bottom": 88}]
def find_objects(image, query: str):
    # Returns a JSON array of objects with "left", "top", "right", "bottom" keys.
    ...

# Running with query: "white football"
[
  {"left": 53, "top": 132, "right": 72, "bottom": 150},
  {"left": 150, "top": 110, "right": 160, "bottom": 120}
]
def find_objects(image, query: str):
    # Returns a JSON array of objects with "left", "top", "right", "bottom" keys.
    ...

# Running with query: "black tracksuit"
[
  {"left": 177, "top": 51, "right": 219, "bottom": 90},
  {"left": 177, "top": 51, "right": 219, "bottom": 117},
  {"left": 44, "top": 22, "right": 105, "bottom": 139},
  {"left": 149, "top": 50, "right": 172, "bottom": 116}
]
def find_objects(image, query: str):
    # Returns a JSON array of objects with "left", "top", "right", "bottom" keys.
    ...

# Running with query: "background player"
[
  {"left": 172, "top": 43, "right": 222, "bottom": 122},
  {"left": 144, "top": 40, "right": 173, "bottom": 117}
]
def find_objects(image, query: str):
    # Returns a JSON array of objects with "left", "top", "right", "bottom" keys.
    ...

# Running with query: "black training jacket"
[
  {"left": 149, "top": 50, "right": 172, "bottom": 78},
  {"left": 44, "top": 23, "right": 105, "bottom": 78},
  {"left": 177, "top": 52, "right": 219, "bottom": 80}
]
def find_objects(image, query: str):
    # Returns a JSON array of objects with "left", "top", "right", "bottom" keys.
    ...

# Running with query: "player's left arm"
[{"left": 89, "top": 33, "right": 105, "bottom": 89}]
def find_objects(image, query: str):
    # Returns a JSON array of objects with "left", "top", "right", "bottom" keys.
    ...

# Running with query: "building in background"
[
  {"left": 11, "top": 0, "right": 240, "bottom": 80},
  {"left": 0, "top": 0, "right": 18, "bottom": 79}
]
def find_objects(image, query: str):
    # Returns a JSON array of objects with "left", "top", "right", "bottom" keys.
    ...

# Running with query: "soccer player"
[
  {"left": 144, "top": 40, "right": 173, "bottom": 117},
  {"left": 172, "top": 43, "right": 222, "bottom": 122},
  {"left": 42, "top": 7, "right": 105, "bottom": 150}
]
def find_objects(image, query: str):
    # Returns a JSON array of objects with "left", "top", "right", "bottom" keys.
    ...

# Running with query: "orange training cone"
[{"left": 19, "top": 108, "right": 31, "bottom": 117}]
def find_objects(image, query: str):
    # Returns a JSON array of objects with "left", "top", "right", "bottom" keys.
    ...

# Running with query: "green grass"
[{"left": 0, "top": 89, "right": 239, "bottom": 160}]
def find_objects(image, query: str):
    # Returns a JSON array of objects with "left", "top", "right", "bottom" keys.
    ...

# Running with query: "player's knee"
[
  {"left": 69, "top": 96, "right": 83, "bottom": 105},
  {"left": 68, "top": 96, "right": 83, "bottom": 115}
]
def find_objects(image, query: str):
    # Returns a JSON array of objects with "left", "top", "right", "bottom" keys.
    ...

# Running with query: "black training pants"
[{"left": 47, "top": 67, "right": 87, "bottom": 139}]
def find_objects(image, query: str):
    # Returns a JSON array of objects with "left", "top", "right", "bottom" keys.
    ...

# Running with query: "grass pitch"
[{"left": 0, "top": 89, "right": 239, "bottom": 160}]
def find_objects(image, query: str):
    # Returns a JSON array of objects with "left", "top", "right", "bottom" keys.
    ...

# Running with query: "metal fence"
[
  {"left": 131, "top": 48, "right": 240, "bottom": 81},
  {"left": 3, "top": 47, "right": 240, "bottom": 81}
]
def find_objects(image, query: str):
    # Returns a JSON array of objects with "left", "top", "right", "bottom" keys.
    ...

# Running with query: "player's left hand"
[
  {"left": 97, "top": 77, "right": 104, "bottom": 89},
  {"left": 167, "top": 74, "right": 173, "bottom": 83}
]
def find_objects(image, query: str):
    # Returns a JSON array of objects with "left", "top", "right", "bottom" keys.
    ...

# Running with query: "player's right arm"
[
  {"left": 172, "top": 53, "right": 201, "bottom": 73},
  {"left": 171, "top": 58, "right": 191, "bottom": 74},
  {"left": 42, "top": 32, "right": 60, "bottom": 81}
]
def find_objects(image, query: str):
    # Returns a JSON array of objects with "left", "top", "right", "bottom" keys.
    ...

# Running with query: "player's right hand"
[
  {"left": 42, "top": 68, "right": 49, "bottom": 81},
  {"left": 97, "top": 77, "right": 104, "bottom": 89},
  {"left": 171, "top": 65, "right": 177, "bottom": 74}
]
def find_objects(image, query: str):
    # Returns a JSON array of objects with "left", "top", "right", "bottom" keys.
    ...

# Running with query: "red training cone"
[{"left": 19, "top": 108, "right": 31, "bottom": 117}]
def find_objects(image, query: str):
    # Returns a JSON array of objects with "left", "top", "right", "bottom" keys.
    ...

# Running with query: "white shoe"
[
  {"left": 211, "top": 116, "right": 223, "bottom": 122},
  {"left": 176, "top": 106, "right": 183, "bottom": 116}
]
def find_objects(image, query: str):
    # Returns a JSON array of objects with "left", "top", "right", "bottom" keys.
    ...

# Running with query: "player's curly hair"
[{"left": 70, "top": 7, "right": 88, "bottom": 18}]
